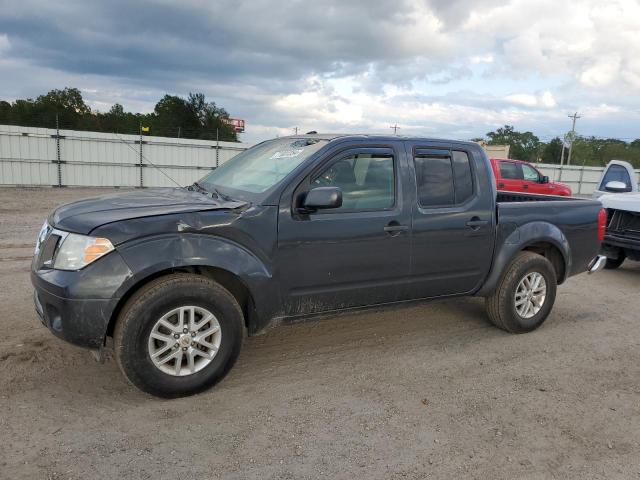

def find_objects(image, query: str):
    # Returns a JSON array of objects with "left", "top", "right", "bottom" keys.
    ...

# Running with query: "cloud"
[
  {"left": 0, "top": 0, "right": 639, "bottom": 142},
  {"left": 580, "top": 57, "right": 622, "bottom": 88},
  {"left": 0, "top": 33, "right": 9, "bottom": 55},
  {"left": 504, "top": 91, "right": 557, "bottom": 108}
]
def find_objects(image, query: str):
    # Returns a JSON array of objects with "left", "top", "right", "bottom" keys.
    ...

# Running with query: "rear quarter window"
[{"left": 452, "top": 151, "right": 473, "bottom": 203}]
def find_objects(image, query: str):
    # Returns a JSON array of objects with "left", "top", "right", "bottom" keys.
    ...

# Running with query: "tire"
[
  {"left": 114, "top": 273, "right": 244, "bottom": 398},
  {"left": 604, "top": 255, "right": 625, "bottom": 270},
  {"left": 485, "top": 251, "right": 557, "bottom": 334}
]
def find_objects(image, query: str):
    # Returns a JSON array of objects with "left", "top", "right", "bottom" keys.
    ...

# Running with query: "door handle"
[
  {"left": 466, "top": 217, "right": 489, "bottom": 230},
  {"left": 523, "top": 184, "right": 529, "bottom": 190},
  {"left": 498, "top": 182, "right": 505, "bottom": 189},
  {"left": 384, "top": 222, "right": 409, "bottom": 236}
]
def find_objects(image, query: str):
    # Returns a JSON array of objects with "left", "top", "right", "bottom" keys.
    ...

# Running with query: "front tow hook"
[{"left": 588, "top": 255, "right": 607, "bottom": 274}]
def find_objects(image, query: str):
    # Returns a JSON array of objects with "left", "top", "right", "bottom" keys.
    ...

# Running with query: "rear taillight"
[{"left": 597, "top": 208, "right": 606, "bottom": 242}]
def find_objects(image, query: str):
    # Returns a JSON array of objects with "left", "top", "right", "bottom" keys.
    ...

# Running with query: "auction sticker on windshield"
[{"left": 270, "top": 148, "right": 304, "bottom": 159}]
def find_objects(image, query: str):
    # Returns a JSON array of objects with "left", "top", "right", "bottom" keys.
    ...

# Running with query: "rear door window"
[
  {"left": 499, "top": 161, "right": 523, "bottom": 180},
  {"left": 414, "top": 150, "right": 474, "bottom": 207},
  {"left": 415, "top": 155, "right": 454, "bottom": 206}
]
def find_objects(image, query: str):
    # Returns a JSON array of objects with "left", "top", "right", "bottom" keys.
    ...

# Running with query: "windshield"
[{"left": 199, "top": 138, "right": 328, "bottom": 196}]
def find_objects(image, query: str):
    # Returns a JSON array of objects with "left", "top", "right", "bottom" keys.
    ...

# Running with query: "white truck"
[{"left": 594, "top": 160, "right": 640, "bottom": 269}]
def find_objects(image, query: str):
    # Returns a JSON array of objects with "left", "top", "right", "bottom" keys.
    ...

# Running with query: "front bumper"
[
  {"left": 31, "top": 250, "right": 132, "bottom": 348},
  {"left": 33, "top": 286, "right": 118, "bottom": 348}
]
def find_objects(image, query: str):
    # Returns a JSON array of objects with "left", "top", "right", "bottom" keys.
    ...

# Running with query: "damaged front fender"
[{"left": 113, "top": 233, "right": 280, "bottom": 335}]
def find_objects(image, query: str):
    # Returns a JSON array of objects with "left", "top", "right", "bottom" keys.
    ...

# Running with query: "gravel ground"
[{"left": 0, "top": 187, "right": 639, "bottom": 480}]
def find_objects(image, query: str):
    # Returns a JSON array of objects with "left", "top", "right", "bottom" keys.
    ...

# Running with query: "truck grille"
[{"left": 606, "top": 209, "right": 640, "bottom": 240}]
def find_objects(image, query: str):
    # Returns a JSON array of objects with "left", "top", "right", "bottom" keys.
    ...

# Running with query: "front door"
[
  {"left": 405, "top": 143, "right": 495, "bottom": 298},
  {"left": 521, "top": 163, "right": 546, "bottom": 194},
  {"left": 277, "top": 144, "right": 412, "bottom": 316}
]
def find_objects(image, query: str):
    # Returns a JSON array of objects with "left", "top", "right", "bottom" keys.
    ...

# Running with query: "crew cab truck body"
[
  {"left": 490, "top": 158, "right": 572, "bottom": 196},
  {"left": 32, "top": 134, "right": 606, "bottom": 397}
]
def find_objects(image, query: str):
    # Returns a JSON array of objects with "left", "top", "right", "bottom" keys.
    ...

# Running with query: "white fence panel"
[
  {"left": 0, "top": 125, "right": 251, "bottom": 187},
  {"left": 3, "top": 126, "right": 638, "bottom": 195}
]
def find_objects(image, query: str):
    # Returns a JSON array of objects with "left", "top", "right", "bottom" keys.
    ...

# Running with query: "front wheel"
[
  {"left": 114, "top": 274, "right": 244, "bottom": 397},
  {"left": 485, "top": 251, "right": 557, "bottom": 333}
]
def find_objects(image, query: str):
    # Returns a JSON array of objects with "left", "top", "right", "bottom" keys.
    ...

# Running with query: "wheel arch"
[
  {"left": 521, "top": 240, "right": 566, "bottom": 284},
  {"left": 106, "top": 265, "right": 257, "bottom": 339},
  {"left": 105, "top": 234, "right": 281, "bottom": 341},
  {"left": 476, "top": 221, "right": 570, "bottom": 296}
]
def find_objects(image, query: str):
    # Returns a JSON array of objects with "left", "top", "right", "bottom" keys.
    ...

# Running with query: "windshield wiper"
[
  {"left": 187, "top": 181, "right": 209, "bottom": 194},
  {"left": 187, "top": 182, "right": 233, "bottom": 201},
  {"left": 209, "top": 186, "right": 233, "bottom": 201}
]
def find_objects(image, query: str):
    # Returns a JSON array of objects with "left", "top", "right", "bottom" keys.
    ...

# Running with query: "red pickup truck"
[{"left": 490, "top": 158, "right": 572, "bottom": 196}]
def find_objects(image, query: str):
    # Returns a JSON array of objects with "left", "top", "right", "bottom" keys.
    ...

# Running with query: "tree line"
[
  {"left": 0, "top": 87, "right": 238, "bottom": 141},
  {"left": 479, "top": 125, "right": 640, "bottom": 168},
  {"left": 1, "top": 88, "right": 638, "bottom": 166}
]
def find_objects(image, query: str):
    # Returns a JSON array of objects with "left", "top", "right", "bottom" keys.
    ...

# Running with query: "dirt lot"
[{"left": 0, "top": 187, "right": 639, "bottom": 479}]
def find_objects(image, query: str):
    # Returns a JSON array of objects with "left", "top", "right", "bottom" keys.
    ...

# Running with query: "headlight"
[{"left": 53, "top": 233, "right": 114, "bottom": 271}]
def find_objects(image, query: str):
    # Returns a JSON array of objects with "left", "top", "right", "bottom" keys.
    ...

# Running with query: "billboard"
[{"left": 224, "top": 118, "right": 245, "bottom": 133}]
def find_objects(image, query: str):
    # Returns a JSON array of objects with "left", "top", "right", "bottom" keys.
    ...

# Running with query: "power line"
[{"left": 112, "top": 130, "right": 183, "bottom": 188}]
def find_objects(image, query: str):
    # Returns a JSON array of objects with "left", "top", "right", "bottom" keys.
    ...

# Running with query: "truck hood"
[
  {"left": 599, "top": 192, "right": 640, "bottom": 213},
  {"left": 50, "top": 188, "right": 248, "bottom": 234}
]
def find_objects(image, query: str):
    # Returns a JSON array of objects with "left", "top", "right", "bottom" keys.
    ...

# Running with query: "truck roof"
[{"left": 278, "top": 133, "right": 482, "bottom": 147}]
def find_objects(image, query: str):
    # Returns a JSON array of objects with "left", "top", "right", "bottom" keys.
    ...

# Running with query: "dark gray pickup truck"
[{"left": 32, "top": 134, "right": 607, "bottom": 397}]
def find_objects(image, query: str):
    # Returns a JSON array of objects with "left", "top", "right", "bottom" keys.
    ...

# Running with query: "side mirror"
[
  {"left": 301, "top": 187, "right": 343, "bottom": 212},
  {"left": 604, "top": 180, "right": 629, "bottom": 193},
  {"left": 540, "top": 175, "right": 549, "bottom": 184}
]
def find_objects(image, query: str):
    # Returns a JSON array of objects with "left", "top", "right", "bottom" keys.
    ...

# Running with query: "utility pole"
[
  {"left": 139, "top": 122, "right": 144, "bottom": 188},
  {"left": 293, "top": 127, "right": 298, "bottom": 135},
  {"left": 566, "top": 112, "right": 580, "bottom": 165},
  {"left": 215, "top": 128, "right": 219, "bottom": 168},
  {"left": 55, "top": 113, "right": 62, "bottom": 187},
  {"left": 390, "top": 123, "right": 400, "bottom": 135}
]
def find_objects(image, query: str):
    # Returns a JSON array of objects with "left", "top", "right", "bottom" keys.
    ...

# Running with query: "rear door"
[
  {"left": 405, "top": 142, "right": 495, "bottom": 298},
  {"left": 496, "top": 160, "right": 525, "bottom": 192}
]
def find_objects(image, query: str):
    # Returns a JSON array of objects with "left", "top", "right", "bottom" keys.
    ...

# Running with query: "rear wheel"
[
  {"left": 485, "top": 251, "right": 557, "bottom": 333},
  {"left": 604, "top": 254, "right": 625, "bottom": 269},
  {"left": 114, "top": 273, "right": 244, "bottom": 397}
]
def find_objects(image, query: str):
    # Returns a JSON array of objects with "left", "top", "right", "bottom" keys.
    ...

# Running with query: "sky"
[{"left": 1, "top": 0, "right": 639, "bottom": 143}]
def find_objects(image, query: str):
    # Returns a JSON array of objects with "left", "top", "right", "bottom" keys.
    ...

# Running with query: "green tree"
[
  {"left": 152, "top": 94, "right": 199, "bottom": 137},
  {"left": 540, "top": 137, "right": 563, "bottom": 164},
  {"left": 485, "top": 125, "right": 541, "bottom": 161},
  {"left": 0, "top": 87, "right": 239, "bottom": 141},
  {"left": 0, "top": 100, "right": 10, "bottom": 123},
  {"left": 187, "top": 93, "right": 236, "bottom": 141},
  {"left": 36, "top": 87, "right": 91, "bottom": 115}
]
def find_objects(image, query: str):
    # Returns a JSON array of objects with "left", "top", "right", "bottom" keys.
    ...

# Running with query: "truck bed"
[{"left": 495, "top": 191, "right": 603, "bottom": 278}]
